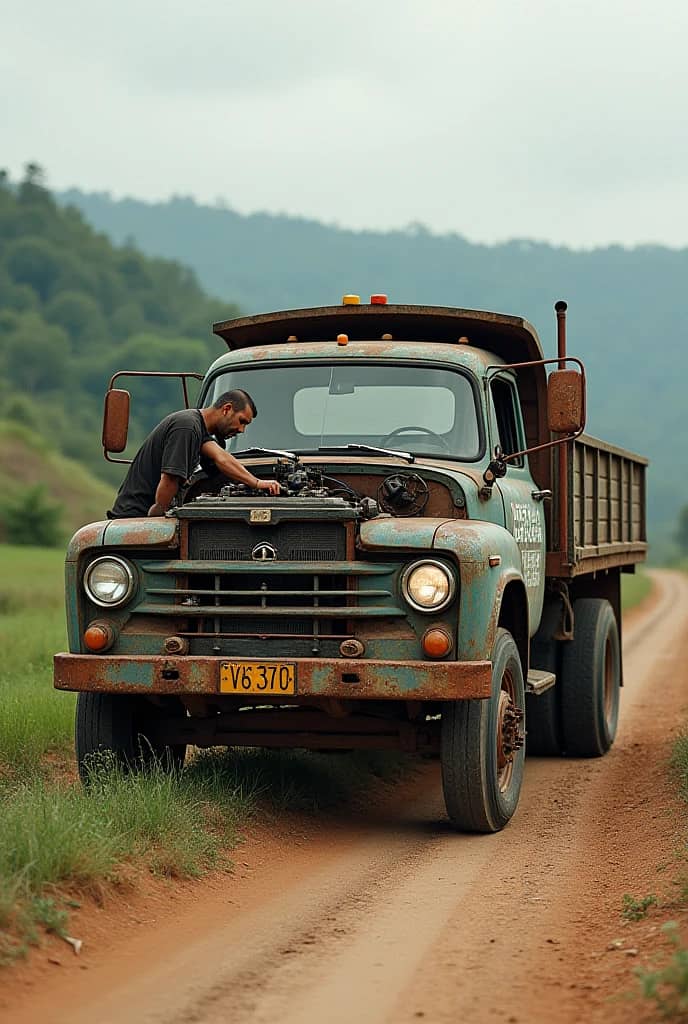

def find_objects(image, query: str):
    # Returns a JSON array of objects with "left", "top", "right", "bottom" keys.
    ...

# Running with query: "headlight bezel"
[
  {"left": 400, "top": 559, "right": 456, "bottom": 614},
  {"left": 83, "top": 555, "right": 136, "bottom": 608}
]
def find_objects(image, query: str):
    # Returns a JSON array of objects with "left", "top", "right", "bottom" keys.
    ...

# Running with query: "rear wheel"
[
  {"left": 560, "top": 598, "right": 620, "bottom": 757},
  {"left": 75, "top": 692, "right": 186, "bottom": 783},
  {"left": 441, "top": 628, "right": 525, "bottom": 832}
]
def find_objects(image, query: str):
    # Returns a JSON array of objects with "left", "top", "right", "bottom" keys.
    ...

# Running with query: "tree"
[
  {"left": 1, "top": 312, "right": 71, "bottom": 392},
  {"left": 0, "top": 484, "right": 64, "bottom": 547},
  {"left": 18, "top": 162, "right": 53, "bottom": 207},
  {"left": 46, "top": 290, "right": 107, "bottom": 348},
  {"left": 4, "top": 236, "right": 62, "bottom": 300},
  {"left": 675, "top": 506, "right": 688, "bottom": 556}
]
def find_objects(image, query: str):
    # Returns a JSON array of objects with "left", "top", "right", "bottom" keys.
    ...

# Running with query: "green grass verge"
[
  {"left": 0, "top": 748, "right": 409, "bottom": 964},
  {"left": 0, "top": 757, "right": 256, "bottom": 964},
  {"left": 630, "top": 734, "right": 688, "bottom": 1015},
  {"left": 621, "top": 570, "right": 653, "bottom": 613},
  {"left": 0, "top": 545, "right": 73, "bottom": 773}
]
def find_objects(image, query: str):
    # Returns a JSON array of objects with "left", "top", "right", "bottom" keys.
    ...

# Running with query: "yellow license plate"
[{"left": 220, "top": 661, "right": 296, "bottom": 696}]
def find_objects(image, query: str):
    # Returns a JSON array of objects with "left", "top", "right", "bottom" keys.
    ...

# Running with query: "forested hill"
[
  {"left": 61, "top": 188, "right": 687, "bottom": 546},
  {"left": 0, "top": 168, "right": 238, "bottom": 486}
]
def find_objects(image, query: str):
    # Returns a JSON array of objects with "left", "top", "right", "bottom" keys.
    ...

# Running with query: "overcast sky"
[{"left": 2, "top": 0, "right": 687, "bottom": 248}]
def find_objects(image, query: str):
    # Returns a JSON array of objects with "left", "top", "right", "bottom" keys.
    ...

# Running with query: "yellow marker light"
[
  {"left": 337, "top": 333, "right": 349, "bottom": 346},
  {"left": 342, "top": 294, "right": 360, "bottom": 305},
  {"left": 287, "top": 335, "right": 298, "bottom": 342},
  {"left": 381, "top": 333, "right": 393, "bottom": 340},
  {"left": 458, "top": 336, "right": 470, "bottom": 344}
]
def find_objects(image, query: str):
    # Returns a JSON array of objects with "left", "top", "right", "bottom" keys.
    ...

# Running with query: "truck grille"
[
  {"left": 137, "top": 559, "right": 403, "bottom": 650},
  {"left": 188, "top": 521, "right": 346, "bottom": 562}
]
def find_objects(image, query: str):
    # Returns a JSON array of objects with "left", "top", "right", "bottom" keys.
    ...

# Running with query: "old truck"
[{"left": 54, "top": 297, "right": 648, "bottom": 832}]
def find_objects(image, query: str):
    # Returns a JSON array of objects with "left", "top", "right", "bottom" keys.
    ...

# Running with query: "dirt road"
[{"left": 5, "top": 571, "right": 687, "bottom": 1024}]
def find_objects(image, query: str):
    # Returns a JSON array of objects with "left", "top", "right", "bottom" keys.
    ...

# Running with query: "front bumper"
[{"left": 54, "top": 654, "right": 491, "bottom": 701}]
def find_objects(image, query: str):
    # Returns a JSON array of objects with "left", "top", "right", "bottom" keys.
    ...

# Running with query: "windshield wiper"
[
  {"left": 318, "top": 444, "right": 415, "bottom": 464},
  {"left": 232, "top": 447, "right": 299, "bottom": 460}
]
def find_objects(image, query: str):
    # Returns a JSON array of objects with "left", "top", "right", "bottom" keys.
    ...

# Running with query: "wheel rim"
[{"left": 496, "top": 668, "right": 524, "bottom": 793}]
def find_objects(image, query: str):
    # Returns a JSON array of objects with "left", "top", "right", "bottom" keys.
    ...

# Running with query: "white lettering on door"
[{"left": 511, "top": 502, "right": 543, "bottom": 589}]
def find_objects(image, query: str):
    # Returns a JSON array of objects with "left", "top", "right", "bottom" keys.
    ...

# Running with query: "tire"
[
  {"left": 75, "top": 692, "right": 186, "bottom": 783},
  {"left": 440, "top": 628, "right": 526, "bottom": 832},
  {"left": 526, "top": 601, "right": 562, "bottom": 756},
  {"left": 560, "top": 598, "right": 620, "bottom": 757}
]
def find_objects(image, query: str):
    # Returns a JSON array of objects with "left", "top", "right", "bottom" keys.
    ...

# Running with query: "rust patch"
[
  {"left": 66, "top": 522, "right": 107, "bottom": 562},
  {"left": 54, "top": 653, "right": 492, "bottom": 700},
  {"left": 102, "top": 518, "right": 179, "bottom": 548},
  {"left": 548, "top": 369, "right": 584, "bottom": 434},
  {"left": 359, "top": 518, "right": 448, "bottom": 552}
]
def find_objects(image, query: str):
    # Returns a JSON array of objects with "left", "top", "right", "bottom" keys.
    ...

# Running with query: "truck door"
[{"left": 491, "top": 375, "right": 546, "bottom": 635}]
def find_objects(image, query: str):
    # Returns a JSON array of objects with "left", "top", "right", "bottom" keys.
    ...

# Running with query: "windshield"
[{"left": 207, "top": 363, "right": 482, "bottom": 459}]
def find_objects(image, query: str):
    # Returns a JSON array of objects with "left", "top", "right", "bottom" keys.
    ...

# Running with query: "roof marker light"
[
  {"left": 370, "top": 294, "right": 387, "bottom": 304},
  {"left": 337, "top": 333, "right": 349, "bottom": 346},
  {"left": 342, "top": 294, "right": 360, "bottom": 305},
  {"left": 458, "top": 336, "right": 469, "bottom": 344},
  {"left": 287, "top": 334, "right": 298, "bottom": 341},
  {"left": 382, "top": 333, "right": 393, "bottom": 340}
]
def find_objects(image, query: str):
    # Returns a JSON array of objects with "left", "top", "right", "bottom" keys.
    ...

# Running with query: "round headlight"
[
  {"left": 84, "top": 557, "right": 135, "bottom": 608},
  {"left": 401, "top": 560, "right": 455, "bottom": 613}
]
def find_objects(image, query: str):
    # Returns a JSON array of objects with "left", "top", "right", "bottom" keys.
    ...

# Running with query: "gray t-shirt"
[{"left": 109, "top": 409, "right": 213, "bottom": 518}]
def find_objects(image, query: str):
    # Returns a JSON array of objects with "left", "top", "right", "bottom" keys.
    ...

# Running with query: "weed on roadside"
[
  {"left": 622, "top": 893, "right": 659, "bottom": 921},
  {"left": 671, "top": 734, "right": 688, "bottom": 801},
  {"left": 635, "top": 922, "right": 688, "bottom": 1018}
]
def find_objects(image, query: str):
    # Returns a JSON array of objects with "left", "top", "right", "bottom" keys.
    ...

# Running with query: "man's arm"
[
  {"left": 148, "top": 472, "right": 184, "bottom": 516},
  {"left": 201, "top": 440, "right": 281, "bottom": 495}
]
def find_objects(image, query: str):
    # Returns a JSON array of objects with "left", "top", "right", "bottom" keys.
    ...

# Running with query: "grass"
[
  {"left": 630, "top": 732, "right": 688, "bottom": 1015},
  {"left": 0, "top": 545, "right": 74, "bottom": 773},
  {"left": 621, "top": 569, "right": 653, "bottom": 612},
  {"left": 0, "top": 543, "right": 409, "bottom": 963}
]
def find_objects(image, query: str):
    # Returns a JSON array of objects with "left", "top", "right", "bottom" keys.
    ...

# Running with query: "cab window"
[{"left": 491, "top": 377, "right": 524, "bottom": 466}]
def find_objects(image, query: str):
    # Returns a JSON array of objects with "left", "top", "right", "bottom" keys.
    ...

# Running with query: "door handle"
[{"left": 531, "top": 489, "right": 552, "bottom": 502}]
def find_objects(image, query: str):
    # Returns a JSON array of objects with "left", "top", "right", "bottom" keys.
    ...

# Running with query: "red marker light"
[
  {"left": 370, "top": 294, "right": 387, "bottom": 304},
  {"left": 84, "top": 621, "right": 116, "bottom": 652}
]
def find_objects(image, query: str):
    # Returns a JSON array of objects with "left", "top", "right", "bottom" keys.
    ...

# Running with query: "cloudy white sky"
[{"left": 2, "top": 0, "right": 687, "bottom": 248}]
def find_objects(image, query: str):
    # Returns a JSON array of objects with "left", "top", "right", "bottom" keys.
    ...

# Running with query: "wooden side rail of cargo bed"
[{"left": 547, "top": 434, "right": 648, "bottom": 577}]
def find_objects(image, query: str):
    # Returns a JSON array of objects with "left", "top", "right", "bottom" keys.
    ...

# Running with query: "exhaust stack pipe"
[
  {"left": 555, "top": 300, "right": 568, "bottom": 369},
  {"left": 555, "top": 300, "right": 569, "bottom": 563}
]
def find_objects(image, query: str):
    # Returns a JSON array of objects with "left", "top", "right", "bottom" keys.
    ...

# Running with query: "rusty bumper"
[{"left": 54, "top": 654, "right": 492, "bottom": 701}]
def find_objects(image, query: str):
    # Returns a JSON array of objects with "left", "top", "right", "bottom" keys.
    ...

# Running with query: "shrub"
[{"left": 0, "top": 484, "right": 63, "bottom": 546}]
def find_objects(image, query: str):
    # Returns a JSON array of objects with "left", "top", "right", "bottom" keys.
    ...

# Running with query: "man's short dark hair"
[{"left": 213, "top": 390, "right": 257, "bottom": 417}]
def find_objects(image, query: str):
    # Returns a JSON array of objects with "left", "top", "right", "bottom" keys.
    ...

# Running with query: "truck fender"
[
  {"left": 433, "top": 521, "right": 528, "bottom": 664},
  {"left": 360, "top": 518, "right": 529, "bottom": 665}
]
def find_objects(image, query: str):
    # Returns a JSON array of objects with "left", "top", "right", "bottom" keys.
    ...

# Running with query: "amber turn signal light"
[
  {"left": 421, "top": 627, "right": 453, "bottom": 659},
  {"left": 83, "top": 621, "right": 116, "bottom": 652}
]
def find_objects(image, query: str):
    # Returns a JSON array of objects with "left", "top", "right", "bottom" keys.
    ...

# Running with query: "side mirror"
[
  {"left": 547, "top": 370, "right": 584, "bottom": 434},
  {"left": 102, "top": 389, "right": 130, "bottom": 454}
]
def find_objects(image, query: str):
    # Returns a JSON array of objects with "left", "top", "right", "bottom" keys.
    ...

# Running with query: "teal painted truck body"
[{"left": 55, "top": 303, "right": 648, "bottom": 830}]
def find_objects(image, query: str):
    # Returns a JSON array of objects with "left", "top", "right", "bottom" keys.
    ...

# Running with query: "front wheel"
[
  {"left": 441, "top": 628, "right": 526, "bottom": 832},
  {"left": 75, "top": 692, "right": 186, "bottom": 783}
]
